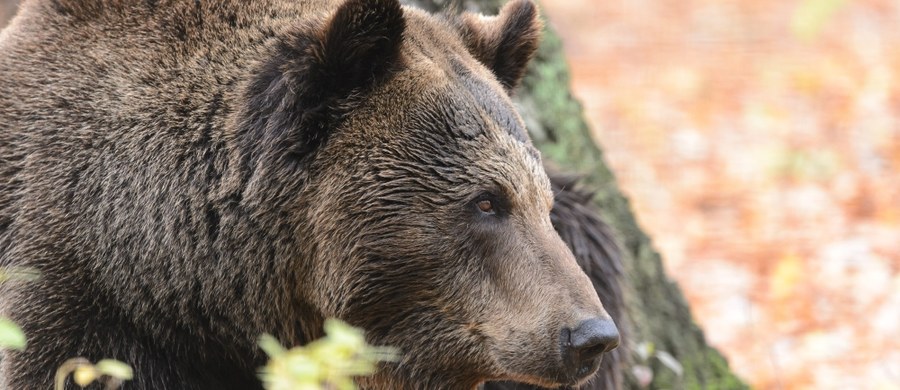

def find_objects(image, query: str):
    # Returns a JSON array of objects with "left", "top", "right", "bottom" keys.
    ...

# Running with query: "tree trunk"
[
  {"left": 405, "top": 1, "right": 750, "bottom": 388},
  {"left": 521, "top": 25, "right": 748, "bottom": 390}
]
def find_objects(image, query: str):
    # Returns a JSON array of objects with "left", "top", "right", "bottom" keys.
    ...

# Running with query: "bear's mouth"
[
  {"left": 552, "top": 331, "right": 606, "bottom": 386},
  {"left": 566, "top": 355, "right": 603, "bottom": 386},
  {"left": 497, "top": 355, "right": 602, "bottom": 389}
]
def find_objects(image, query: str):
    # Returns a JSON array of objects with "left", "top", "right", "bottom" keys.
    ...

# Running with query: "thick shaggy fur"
[{"left": 1, "top": 0, "right": 620, "bottom": 389}]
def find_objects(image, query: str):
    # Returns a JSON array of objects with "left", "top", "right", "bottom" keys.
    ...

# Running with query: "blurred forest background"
[
  {"left": 2, "top": 0, "right": 899, "bottom": 389},
  {"left": 538, "top": 1, "right": 899, "bottom": 389}
]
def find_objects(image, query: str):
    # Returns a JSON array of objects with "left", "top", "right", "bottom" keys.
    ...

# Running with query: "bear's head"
[{"left": 238, "top": 0, "right": 619, "bottom": 388}]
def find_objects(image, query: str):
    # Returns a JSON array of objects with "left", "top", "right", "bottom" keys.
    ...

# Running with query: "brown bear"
[{"left": 0, "top": 0, "right": 620, "bottom": 389}]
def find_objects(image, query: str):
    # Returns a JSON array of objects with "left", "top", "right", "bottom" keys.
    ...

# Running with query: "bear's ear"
[
  {"left": 242, "top": 0, "right": 405, "bottom": 160},
  {"left": 458, "top": 0, "right": 542, "bottom": 92},
  {"left": 312, "top": 0, "right": 406, "bottom": 99}
]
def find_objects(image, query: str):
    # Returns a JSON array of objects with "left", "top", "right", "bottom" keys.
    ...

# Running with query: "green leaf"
[
  {"left": 0, "top": 317, "right": 27, "bottom": 351},
  {"left": 72, "top": 365, "right": 99, "bottom": 387},
  {"left": 0, "top": 266, "right": 40, "bottom": 283},
  {"left": 259, "top": 319, "right": 401, "bottom": 390},
  {"left": 95, "top": 359, "right": 134, "bottom": 380},
  {"left": 259, "top": 334, "right": 287, "bottom": 358},
  {"left": 635, "top": 341, "right": 655, "bottom": 361},
  {"left": 655, "top": 350, "right": 684, "bottom": 377}
]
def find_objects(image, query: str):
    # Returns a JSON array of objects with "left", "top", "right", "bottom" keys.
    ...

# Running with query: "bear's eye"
[
  {"left": 472, "top": 192, "right": 505, "bottom": 217},
  {"left": 476, "top": 199, "right": 494, "bottom": 214}
]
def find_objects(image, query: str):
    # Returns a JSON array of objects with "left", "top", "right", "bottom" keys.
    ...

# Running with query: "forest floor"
[{"left": 542, "top": 1, "right": 900, "bottom": 389}]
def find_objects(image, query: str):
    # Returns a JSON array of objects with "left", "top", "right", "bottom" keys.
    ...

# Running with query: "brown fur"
[
  {"left": 485, "top": 173, "right": 628, "bottom": 390},
  {"left": 0, "top": 0, "right": 616, "bottom": 388}
]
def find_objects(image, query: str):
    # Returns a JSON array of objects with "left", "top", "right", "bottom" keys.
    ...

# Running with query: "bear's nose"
[
  {"left": 560, "top": 318, "right": 620, "bottom": 380},
  {"left": 571, "top": 318, "right": 619, "bottom": 358}
]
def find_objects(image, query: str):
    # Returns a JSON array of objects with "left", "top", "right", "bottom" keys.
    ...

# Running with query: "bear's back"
[
  {"left": 1, "top": 3, "right": 342, "bottom": 387},
  {"left": 0, "top": 0, "right": 330, "bottom": 261},
  {"left": 0, "top": 0, "right": 331, "bottom": 145}
]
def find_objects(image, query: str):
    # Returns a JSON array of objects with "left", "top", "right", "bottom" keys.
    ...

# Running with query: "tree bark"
[
  {"left": 405, "top": 1, "right": 750, "bottom": 388},
  {"left": 520, "top": 24, "right": 748, "bottom": 390}
]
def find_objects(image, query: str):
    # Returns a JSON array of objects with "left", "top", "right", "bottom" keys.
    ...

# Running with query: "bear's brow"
[
  {"left": 423, "top": 82, "right": 541, "bottom": 163},
  {"left": 449, "top": 58, "right": 530, "bottom": 144}
]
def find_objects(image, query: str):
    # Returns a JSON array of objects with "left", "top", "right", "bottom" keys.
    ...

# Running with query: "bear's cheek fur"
[
  {"left": 298, "top": 159, "right": 554, "bottom": 381},
  {"left": 466, "top": 216, "right": 586, "bottom": 381},
  {"left": 333, "top": 189, "right": 583, "bottom": 383}
]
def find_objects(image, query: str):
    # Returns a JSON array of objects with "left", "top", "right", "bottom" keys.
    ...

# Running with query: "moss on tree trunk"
[{"left": 520, "top": 22, "right": 748, "bottom": 390}]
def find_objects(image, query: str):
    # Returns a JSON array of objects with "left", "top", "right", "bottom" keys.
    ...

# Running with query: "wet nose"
[
  {"left": 561, "top": 318, "right": 620, "bottom": 378},
  {"left": 570, "top": 318, "right": 619, "bottom": 359}
]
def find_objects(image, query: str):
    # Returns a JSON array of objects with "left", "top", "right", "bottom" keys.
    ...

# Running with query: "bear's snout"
[{"left": 559, "top": 317, "right": 620, "bottom": 383}]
